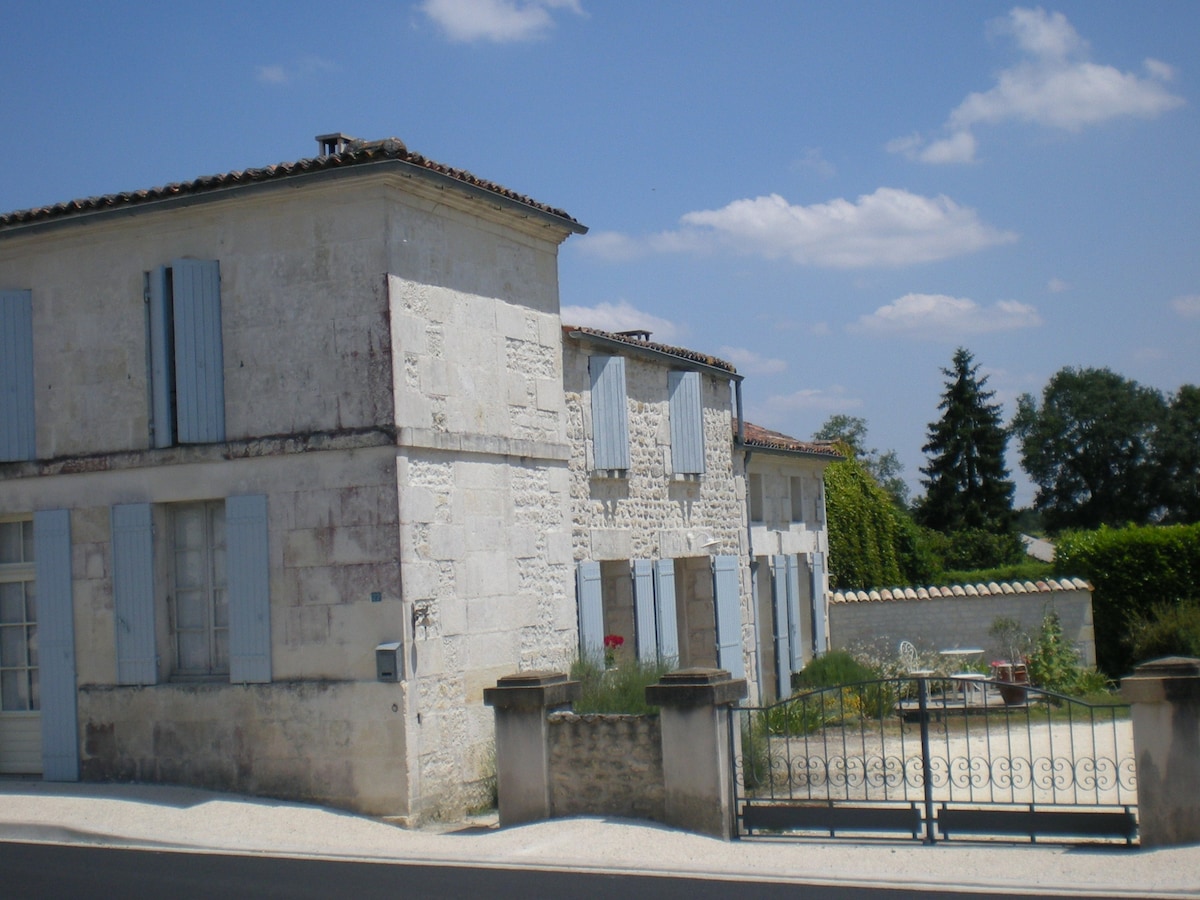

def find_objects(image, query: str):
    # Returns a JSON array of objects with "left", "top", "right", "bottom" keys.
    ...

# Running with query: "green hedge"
[{"left": 1054, "top": 523, "right": 1200, "bottom": 676}]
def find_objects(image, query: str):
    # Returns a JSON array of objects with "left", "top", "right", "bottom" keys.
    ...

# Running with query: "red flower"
[{"left": 603, "top": 634, "right": 624, "bottom": 649}]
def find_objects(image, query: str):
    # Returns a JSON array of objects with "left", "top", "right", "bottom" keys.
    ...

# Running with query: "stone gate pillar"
[
  {"left": 483, "top": 671, "right": 579, "bottom": 828},
  {"left": 646, "top": 668, "right": 747, "bottom": 840},
  {"left": 1121, "top": 656, "right": 1200, "bottom": 848}
]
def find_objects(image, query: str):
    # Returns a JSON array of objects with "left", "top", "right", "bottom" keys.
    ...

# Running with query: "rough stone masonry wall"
[
  {"left": 829, "top": 587, "right": 1096, "bottom": 668},
  {"left": 548, "top": 711, "right": 665, "bottom": 821}
]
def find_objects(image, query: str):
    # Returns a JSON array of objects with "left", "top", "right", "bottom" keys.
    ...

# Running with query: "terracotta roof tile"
[
  {"left": 563, "top": 325, "right": 738, "bottom": 374},
  {"left": 831, "top": 577, "right": 1093, "bottom": 603},
  {"left": 739, "top": 421, "right": 842, "bottom": 459},
  {"left": 0, "top": 137, "right": 583, "bottom": 232}
]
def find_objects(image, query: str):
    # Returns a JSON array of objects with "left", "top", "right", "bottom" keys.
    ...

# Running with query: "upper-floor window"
[
  {"left": 589, "top": 355, "right": 630, "bottom": 471},
  {"left": 0, "top": 290, "right": 36, "bottom": 462},
  {"left": 668, "top": 370, "right": 705, "bottom": 475},
  {"left": 790, "top": 476, "right": 805, "bottom": 523},
  {"left": 146, "top": 259, "right": 225, "bottom": 448}
]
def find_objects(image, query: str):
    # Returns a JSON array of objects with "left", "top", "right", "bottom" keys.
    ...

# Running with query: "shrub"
[
  {"left": 1026, "top": 611, "right": 1111, "bottom": 698},
  {"left": 1128, "top": 598, "right": 1200, "bottom": 663},
  {"left": 794, "top": 650, "right": 876, "bottom": 689},
  {"left": 569, "top": 655, "right": 674, "bottom": 715}
]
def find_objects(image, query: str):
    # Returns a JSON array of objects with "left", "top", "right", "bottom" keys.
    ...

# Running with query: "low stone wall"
[
  {"left": 548, "top": 711, "right": 664, "bottom": 821},
  {"left": 829, "top": 581, "right": 1095, "bottom": 667}
]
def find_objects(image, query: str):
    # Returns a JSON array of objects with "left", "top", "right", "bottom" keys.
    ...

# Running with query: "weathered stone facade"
[{"left": 548, "top": 711, "right": 664, "bottom": 821}]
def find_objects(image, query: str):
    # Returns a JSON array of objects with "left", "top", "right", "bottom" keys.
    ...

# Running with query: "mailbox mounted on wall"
[{"left": 375, "top": 642, "right": 403, "bottom": 682}]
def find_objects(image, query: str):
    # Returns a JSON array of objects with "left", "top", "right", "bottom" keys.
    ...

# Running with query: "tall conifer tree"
[{"left": 917, "top": 348, "right": 1015, "bottom": 533}]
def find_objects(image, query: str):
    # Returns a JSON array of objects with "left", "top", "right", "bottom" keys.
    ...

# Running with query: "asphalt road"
[{"left": 0, "top": 841, "right": 1122, "bottom": 899}]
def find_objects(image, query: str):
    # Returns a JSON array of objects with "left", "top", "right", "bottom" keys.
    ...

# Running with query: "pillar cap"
[
  {"left": 646, "top": 668, "right": 748, "bottom": 708},
  {"left": 484, "top": 671, "right": 580, "bottom": 711},
  {"left": 1121, "top": 656, "right": 1200, "bottom": 705}
]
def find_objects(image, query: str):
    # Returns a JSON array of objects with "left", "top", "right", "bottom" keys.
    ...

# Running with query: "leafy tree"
[
  {"left": 814, "top": 415, "right": 909, "bottom": 507},
  {"left": 1012, "top": 368, "right": 1168, "bottom": 530},
  {"left": 916, "top": 348, "right": 1016, "bottom": 536},
  {"left": 1160, "top": 385, "right": 1200, "bottom": 524}
]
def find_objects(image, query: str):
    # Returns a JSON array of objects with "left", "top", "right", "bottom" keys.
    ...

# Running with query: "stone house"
[
  {"left": 0, "top": 135, "right": 584, "bottom": 820},
  {"left": 0, "top": 134, "right": 840, "bottom": 816}
]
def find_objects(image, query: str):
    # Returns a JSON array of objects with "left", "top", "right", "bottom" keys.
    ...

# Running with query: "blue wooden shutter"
[
  {"left": 226, "top": 494, "right": 271, "bottom": 683},
  {"left": 632, "top": 560, "right": 657, "bottom": 664},
  {"left": 171, "top": 259, "right": 225, "bottom": 443},
  {"left": 809, "top": 552, "right": 827, "bottom": 656},
  {"left": 147, "top": 267, "right": 175, "bottom": 448},
  {"left": 712, "top": 555, "right": 744, "bottom": 680},
  {"left": 576, "top": 561, "right": 604, "bottom": 663},
  {"left": 668, "top": 370, "right": 705, "bottom": 475},
  {"left": 0, "top": 290, "right": 36, "bottom": 461},
  {"left": 35, "top": 509, "right": 79, "bottom": 781},
  {"left": 771, "top": 555, "right": 791, "bottom": 699},
  {"left": 588, "top": 355, "right": 630, "bottom": 470},
  {"left": 653, "top": 559, "right": 679, "bottom": 665},
  {"left": 786, "top": 554, "right": 803, "bottom": 672},
  {"left": 110, "top": 503, "right": 158, "bottom": 685}
]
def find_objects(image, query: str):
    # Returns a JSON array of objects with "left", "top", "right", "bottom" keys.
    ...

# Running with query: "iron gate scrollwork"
[{"left": 731, "top": 675, "right": 1137, "bottom": 843}]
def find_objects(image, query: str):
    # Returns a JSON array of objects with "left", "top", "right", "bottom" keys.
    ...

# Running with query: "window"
[
  {"left": 112, "top": 495, "right": 270, "bottom": 685},
  {"left": 146, "top": 259, "right": 225, "bottom": 447},
  {"left": 668, "top": 370, "right": 705, "bottom": 475},
  {"left": 588, "top": 355, "right": 630, "bottom": 471},
  {"left": 172, "top": 502, "right": 228, "bottom": 676},
  {"left": 0, "top": 518, "right": 37, "bottom": 712},
  {"left": 0, "top": 290, "right": 35, "bottom": 462},
  {"left": 748, "top": 473, "right": 764, "bottom": 523},
  {"left": 790, "top": 477, "right": 805, "bottom": 523}
]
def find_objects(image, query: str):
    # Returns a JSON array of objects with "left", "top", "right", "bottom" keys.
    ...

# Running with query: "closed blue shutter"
[
  {"left": 576, "top": 561, "right": 604, "bottom": 663},
  {"left": 589, "top": 355, "right": 630, "bottom": 470},
  {"left": 111, "top": 504, "right": 158, "bottom": 685},
  {"left": 712, "top": 555, "right": 744, "bottom": 680},
  {"left": 668, "top": 370, "right": 705, "bottom": 475},
  {"left": 653, "top": 559, "right": 679, "bottom": 665},
  {"left": 786, "top": 554, "right": 803, "bottom": 672},
  {"left": 632, "top": 560, "right": 657, "bottom": 664},
  {"left": 771, "top": 555, "right": 791, "bottom": 699},
  {"left": 171, "top": 259, "right": 225, "bottom": 444},
  {"left": 226, "top": 494, "right": 271, "bottom": 683},
  {"left": 147, "top": 267, "right": 175, "bottom": 448},
  {"left": 810, "top": 552, "right": 827, "bottom": 656},
  {"left": 35, "top": 509, "right": 79, "bottom": 781},
  {"left": 0, "top": 290, "right": 36, "bottom": 461}
]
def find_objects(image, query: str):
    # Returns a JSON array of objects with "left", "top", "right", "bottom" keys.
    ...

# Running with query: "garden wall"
[
  {"left": 828, "top": 579, "right": 1095, "bottom": 668},
  {"left": 547, "top": 712, "right": 664, "bottom": 821}
]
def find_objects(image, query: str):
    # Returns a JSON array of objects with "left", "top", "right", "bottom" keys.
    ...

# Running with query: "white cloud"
[
  {"left": 717, "top": 347, "right": 787, "bottom": 376},
  {"left": 755, "top": 388, "right": 862, "bottom": 418},
  {"left": 578, "top": 188, "right": 1015, "bottom": 269},
  {"left": 893, "top": 7, "right": 1184, "bottom": 164},
  {"left": 851, "top": 293, "right": 1043, "bottom": 339},
  {"left": 255, "top": 57, "right": 335, "bottom": 86},
  {"left": 1047, "top": 277, "right": 1071, "bottom": 293},
  {"left": 560, "top": 300, "right": 683, "bottom": 343},
  {"left": 1172, "top": 295, "right": 1200, "bottom": 318},
  {"left": 792, "top": 147, "right": 836, "bottom": 178},
  {"left": 420, "top": 0, "right": 582, "bottom": 43}
]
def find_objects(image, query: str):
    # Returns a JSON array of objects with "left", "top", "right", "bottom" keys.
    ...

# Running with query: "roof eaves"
[{"left": 565, "top": 325, "right": 741, "bottom": 380}]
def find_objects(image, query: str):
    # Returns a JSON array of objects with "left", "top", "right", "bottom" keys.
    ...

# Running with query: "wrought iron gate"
[{"left": 732, "top": 676, "right": 1137, "bottom": 844}]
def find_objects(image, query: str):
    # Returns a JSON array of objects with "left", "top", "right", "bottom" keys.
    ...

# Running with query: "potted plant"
[{"left": 988, "top": 617, "right": 1030, "bottom": 705}]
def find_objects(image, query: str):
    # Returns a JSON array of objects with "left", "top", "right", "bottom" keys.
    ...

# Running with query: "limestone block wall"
[
  {"left": 78, "top": 680, "right": 409, "bottom": 816},
  {"left": 829, "top": 583, "right": 1096, "bottom": 668},
  {"left": 548, "top": 711, "right": 664, "bottom": 821},
  {"left": 398, "top": 448, "right": 575, "bottom": 820},
  {"left": 746, "top": 455, "right": 828, "bottom": 558}
]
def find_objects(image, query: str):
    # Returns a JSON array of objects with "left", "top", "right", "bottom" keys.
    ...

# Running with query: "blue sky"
[{"left": 4, "top": 1, "right": 1198, "bottom": 505}]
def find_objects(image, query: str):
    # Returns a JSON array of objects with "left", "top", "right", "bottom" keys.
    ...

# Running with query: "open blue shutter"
[
  {"left": 589, "top": 355, "right": 629, "bottom": 470},
  {"left": 171, "top": 259, "right": 224, "bottom": 444},
  {"left": 147, "top": 267, "right": 175, "bottom": 448},
  {"left": 35, "top": 509, "right": 79, "bottom": 781},
  {"left": 227, "top": 494, "right": 271, "bottom": 683},
  {"left": 653, "top": 560, "right": 679, "bottom": 665},
  {"left": 712, "top": 555, "right": 744, "bottom": 680},
  {"left": 111, "top": 503, "right": 157, "bottom": 685},
  {"left": 0, "top": 290, "right": 36, "bottom": 461},
  {"left": 668, "top": 370, "right": 705, "bottom": 475},
  {"left": 771, "top": 555, "right": 791, "bottom": 699},
  {"left": 810, "top": 552, "right": 827, "bottom": 656},
  {"left": 576, "top": 561, "right": 604, "bottom": 663},
  {"left": 786, "top": 554, "right": 803, "bottom": 671},
  {"left": 632, "top": 560, "right": 657, "bottom": 664}
]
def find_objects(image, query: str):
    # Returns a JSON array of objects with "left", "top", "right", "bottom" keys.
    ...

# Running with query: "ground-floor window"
[
  {"left": 0, "top": 518, "right": 37, "bottom": 712},
  {"left": 172, "top": 501, "right": 229, "bottom": 677}
]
